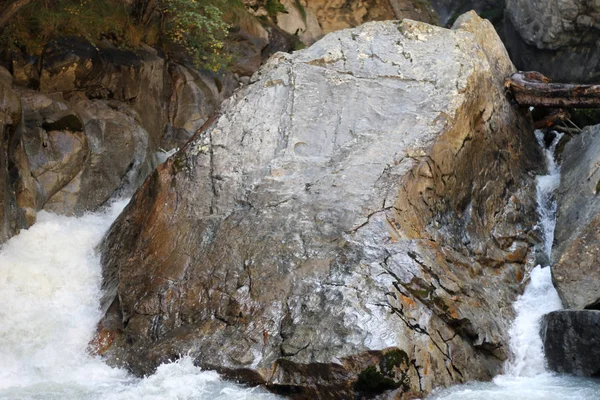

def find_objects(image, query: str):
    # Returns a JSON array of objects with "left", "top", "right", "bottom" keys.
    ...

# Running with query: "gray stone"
[
  {"left": 541, "top": 310, "right": 600, "bottom": 376},
  {"left": 504, "top": 0, "right": 600, "bottom": 82},
  {"left": 552, "top": 125, "right": 600, "bottom": 310},
  {"left": 98, "top": 13, "right": 542, "bottom": 398}
]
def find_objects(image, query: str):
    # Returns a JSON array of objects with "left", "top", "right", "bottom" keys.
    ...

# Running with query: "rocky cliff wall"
[{"left": 97, "top": 13, "right": 542, "bottom": 398}]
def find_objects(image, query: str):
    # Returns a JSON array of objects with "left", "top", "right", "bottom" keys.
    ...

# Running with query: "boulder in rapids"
[
  {"left": 99, "top": 12, "right": 543, "bottom": 398},
  {"left": 541, "top": 310, "right": 600, "bottom": 376}
]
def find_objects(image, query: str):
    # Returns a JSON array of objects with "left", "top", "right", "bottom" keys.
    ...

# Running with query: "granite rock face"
[
  {"left": 99, "top": 13, "right": 542, "bottom": 398},
  {"left": 505, "top": 0, "right": 600, "bottom": 82},
  {"left": 552, "top": 126, "right": 600, "bottom": 310},
  {"left": 541, "top": 310, "right": 600, "bottom": 376}
]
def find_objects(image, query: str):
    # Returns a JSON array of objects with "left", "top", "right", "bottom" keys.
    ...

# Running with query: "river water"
[{"left": 1, "top": 131, "right": 599, "bottom": 399}]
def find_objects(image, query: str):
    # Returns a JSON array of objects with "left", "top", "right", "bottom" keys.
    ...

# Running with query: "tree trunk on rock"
[{"left": 505, "top": 71, "right": 600, "bottom": 108}]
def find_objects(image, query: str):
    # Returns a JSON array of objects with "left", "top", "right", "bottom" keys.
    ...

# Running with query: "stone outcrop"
[
  {"left": 0, "top": 68, "right": 27, "bottom": 242},
  {"left": 541, "top": 310, "right": 600, "bottom": 376},
  {"left": 552, "top": 126, "right": 600, "bottom": 310},
  {"left": 504, "top": 0, "right": 600, "bottom": 82},
  {"left": 98, "top": 13, "right": 543, "bottom": 398},
  {"left": 0, "top": 58, "right": 164, "bottom": 229}
]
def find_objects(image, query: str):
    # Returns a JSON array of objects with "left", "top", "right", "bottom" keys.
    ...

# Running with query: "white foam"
[
  {"left": 503, "top": 266, "right": 562, "bottom": 376},
  {"left": 0, "top": 200, "right": 278, "bottom": 400}
]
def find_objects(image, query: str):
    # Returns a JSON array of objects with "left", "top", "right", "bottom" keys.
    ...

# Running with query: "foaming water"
[
  {"left": 429, "top": 130, "right": 600, "bottom": 399},
  {"left": 504, "top": 266, "right": 562, "bottom": 376},
  {"left": 0, "top": 200, "right": 278, "bottom": 400},
  {"left": 534, "top": 130, "right": 563, "bottom": 257}
]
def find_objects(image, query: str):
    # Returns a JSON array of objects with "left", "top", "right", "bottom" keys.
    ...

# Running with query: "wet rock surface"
[
  {"left": 99, "top": 13, "right": 542, "bottom": 398},
  {"left": 552, "top": 126, "right": 600, "bottom": 310},
  {"left": 541, "top": 310, "right": 600, "bottom": 376}
]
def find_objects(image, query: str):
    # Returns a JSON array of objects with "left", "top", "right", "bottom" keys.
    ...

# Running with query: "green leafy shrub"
[
  {"left": 163, "top": 0, "right": 231, "bottom": 71},
  {"left": 0, "top": 0, "right": 233, "bottom": 71},
  {"left": 265, "top": 0, "right": 286, "bottom": 18}
]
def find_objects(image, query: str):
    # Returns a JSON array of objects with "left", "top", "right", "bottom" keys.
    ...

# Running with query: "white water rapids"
[
  {"left": 429, "top": 130, "right": 600, "bottom": 399},
  {"left": 0, "top": 199, "right": 278, "bottom": 400}
]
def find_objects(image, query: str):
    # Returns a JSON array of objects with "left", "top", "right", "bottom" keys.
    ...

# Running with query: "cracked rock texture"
[
  {"left": 504, "top": 0, "right": 600, "bottom": 82},
  {"left": 552, "top": 125, "right": 600, "bottom": 310},
  {"left": 99, "top": 13, "right": 542, "bottom": 398}
]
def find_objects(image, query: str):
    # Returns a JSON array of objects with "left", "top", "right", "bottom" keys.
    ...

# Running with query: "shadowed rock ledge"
[{"left": 98, "top": 12, "right": 543, "bottom": 399}]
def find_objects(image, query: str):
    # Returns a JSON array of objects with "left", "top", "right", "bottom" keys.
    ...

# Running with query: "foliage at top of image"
[{"left": 0, "top": 0, "right": 236, "bottom": 71}]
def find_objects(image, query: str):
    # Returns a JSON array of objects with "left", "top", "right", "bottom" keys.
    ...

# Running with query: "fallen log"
[{"left": 505, "top": 71, "right": 600, "bottom": 108}]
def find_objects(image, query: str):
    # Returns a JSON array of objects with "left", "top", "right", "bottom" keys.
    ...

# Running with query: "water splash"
[
  {"left": 0, "top": 200, "right": 278, "bottom": 400},
  {"left": 503, "top": 266, "right": 562, "bottom": 376}
]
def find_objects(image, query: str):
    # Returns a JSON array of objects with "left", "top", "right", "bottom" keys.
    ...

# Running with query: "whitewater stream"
[
  {"left": 1, "top": 131, "right": 599, "bottom": 399},
  {"left": 0, "top": 199, "right": 278, "bottom": 400},
  {"left": 429, "top": 131, "right": 600, "bottom": 399}
]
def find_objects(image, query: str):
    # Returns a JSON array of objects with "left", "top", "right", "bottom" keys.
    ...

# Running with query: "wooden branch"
[
  {"left": 505, "top": 71, "right": 600, "bottom": 108},
  {"left": 0, "top": 0, "right": 34, "bottom": 28}
]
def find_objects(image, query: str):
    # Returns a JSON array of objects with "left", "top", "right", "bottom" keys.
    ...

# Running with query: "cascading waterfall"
[
  {"left": 429, "top": 131, "right": 600, "bottom": 399},
  {"left": 0, "top": 199, "right": 278, "bottom": 400},
  {"left": 502, "top": 130, "right": 564, "bottom": 377}
]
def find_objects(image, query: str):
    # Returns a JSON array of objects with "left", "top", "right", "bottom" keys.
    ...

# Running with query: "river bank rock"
[
  {"left": 541, "top": 310, "right": 600, "bottom": 376},
  {"left": 504, "top": 0, "right": 600, "bottom": 83},
  {"left": 552, "top": 126, "right": 600, "bottom": 310},
  {"left": 0, "top": 68, "right": 27, "bottom": 243},
  {"left": 248, "top": 0, "right": 439, "bottom": 46},
  {"left": 99, "top": 12, "right": 543, "bottom": 398}
]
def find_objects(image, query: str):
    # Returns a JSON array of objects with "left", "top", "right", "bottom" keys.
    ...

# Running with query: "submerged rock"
[
  {"left": 552, "top": 126, "right": 600, "bottom": 310},
  {"left": 99, "top": 13, "right": 542, "bottom": 398},
  {"left": 541, "top": 310, "right": 600, "bottom": 376}
]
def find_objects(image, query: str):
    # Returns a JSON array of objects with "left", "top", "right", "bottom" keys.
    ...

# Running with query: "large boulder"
[
  {"left": 504, "top": 0, "right": 600, "bottom": 82},
  {"left": 541, "top": 310, "right": 600, "bottom": 376},
  {"left": 552, "top": 125, "right": 600, "bottom": 310},
  {"left": 99, "top": 13, "right": 542, "bottom": 398}
]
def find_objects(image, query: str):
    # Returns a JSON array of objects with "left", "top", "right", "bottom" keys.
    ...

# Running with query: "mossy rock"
[{"left": 355, "top": 365, "right": 401, "bottom": 395}]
